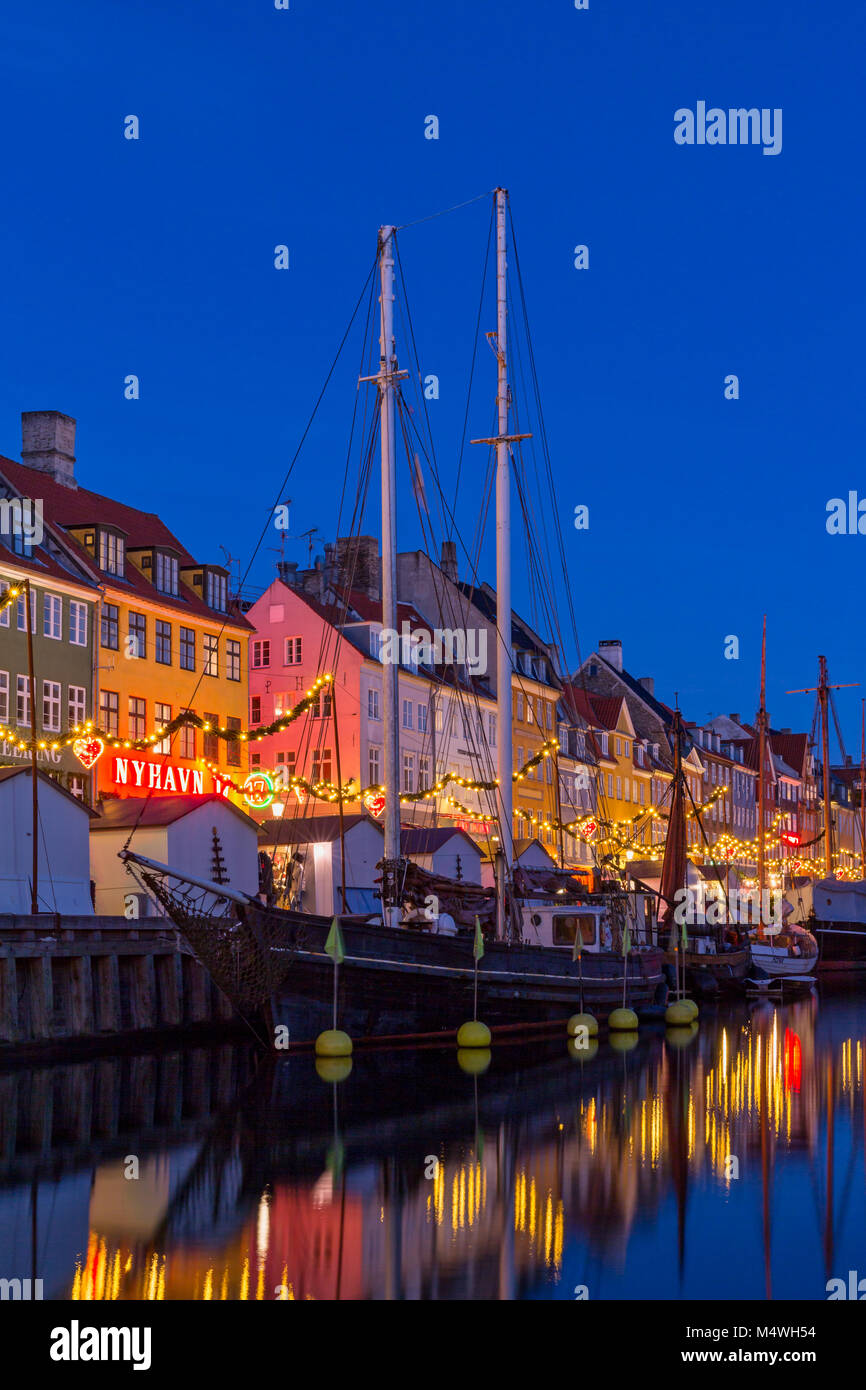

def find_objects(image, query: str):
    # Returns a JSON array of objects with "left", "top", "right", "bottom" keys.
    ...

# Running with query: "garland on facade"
[{"left": 0, "top": 674, "right": 335, "bottom": 755}]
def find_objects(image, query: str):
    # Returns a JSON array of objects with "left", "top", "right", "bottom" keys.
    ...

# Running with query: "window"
[
  {"left": 368, "top": 688, "right": 380, "bottom": 720},
  {"left": 41, "top": 680, "right": 61, "bottom": 732},
  {"left": 615, "top": 737, "right": 621, "bottom": 756},
  {"left": 546, "top": 759, "right": 552, "bottom": 784},
  {"left": 100, "top": 689, "right": 119, "bottom": 736},
  {"left": 488, "top": 712, "right": 496, "bottom": 746},
  {"left": 312, "top": 747, "right": 332, "bottom": 785},
  {"left": 16, "top": 675, "right": 30, "bottom": 726},
  {"left": 68, "top": 776, "right": 86, "bottom": 801},
  {"left": 251, "top": 696, "right": 262, "bottom": 724},
  {"left": 402, "top": 699, "right": 413, "bottom": 729},
  {"left": 402, "top": 751, "right": 415, "bottom": 792},
  {"left": 203, "top": 634, "right": 218, "bottom": 677},
  {"left": 226, "top": 640, "right": 241, "bottom": 681},
  {"left": 129, "top": 697, "right": 146, "bottom": 738},
  {"left": 250, "top": 752, "right": 261, "bottom": 768},
  {"left": 546, "top": 703, "right": 552, "bottom": 730},
  {"left": 252, "top": 639, "right": 270, "bottom": 669},
  {"left": 101, "top": 603, "right": 119, "bottom": 651},
  {"left": 275, "top": 749, "right": 296, "bottom": 789},
  {"left": 155, "top": 702, "right": 172, "bottom": 754},
  {"left": 0, "top": 671, "right": 7, "bottom": 722},
  {"left": 537, "top": 699, "right": 544, "bottom": 726},
  {"left": 226, "top": 716, "right": 242, "bottom": 766},
  {"left": 99, "top": 530, "right": 125, "bottom": 576},
  {"left": 516, "top": 692, "right": 524, "bottom": 721},
  {"left": 17, "top": 589, "right": 37, "bottom": 633},
  {"left": 68, "top": 685, "right": 86, "bottom": 726},
  {"left": 368, "top": 745, "right": 381, "bottom": 787},
  {"left": 128, "top": 611, "right": 146, "bottom": 659},
  {"left": 552, "top": 915, "right": 598, "bottom": 948},
  {"left": 207, "top": 571, "right": 227, "bottom": 613},
  {"left": 180, "top": 627, "right": 195, "bottom": 671},
  {"left": 435, "top": 704, "right": 444, "bottom": 734},
  {"left": 43, "top": 594, "right": 62, "bottom": 640},
  {"left": 203, "top": 712, "right": 219, "bottom": 762},
  {"left": 419, "top": 754, "right": 430, "bottom": 789},
  {"left": 285, "top": 637, "right": 302, "bottom": 665},
  {"left": 311, "top": 688, "right": 332, "bottom": 719},
  {"left": 155, "top": 620, "right": 172, "bottom": 664},
  {"left": 155, "top": 551, "right": 179, "bottom": 596},
  {"left": 179, "top": 711, "right": 195, "bottom": 760},
  {"left": 417, "top": 703, "right": 428, "bottom": 733},
  {"left": 0, "top": 590, "right": 8, "bottom": 628},
  {"left": 516, "top": 745, "right": 524, "bottom": 771},
  {"left": 607, "top": 773, "right": 614, "bottom": 797},
  {"left": 526, "top": 699, "right": 533, "bottom": 725},
  {"left": 599, "top": 732, "right": 609, "bottom": 755}
]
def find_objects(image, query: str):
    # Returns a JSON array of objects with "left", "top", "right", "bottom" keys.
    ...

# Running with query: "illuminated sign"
[
  {"left": 74, "top": 736, "right": 105, "bottom": 769},
  {"left": 111, "top": 755, "right": 227, "bottom": 796},
  {"left": 364, "top": 792, "right": 386, "bottom": 819},
  {"left": 454, "top": 818, "right": 493, "bottom": 835},
  {"left": 243, "top": 772, "right": 275, "bottom": 809},
  {"left": 780, "top": 831, "right": 800, "bottom": 847},
  {"left": 578, "top": 819, "right": 597, "bottom": 841}
]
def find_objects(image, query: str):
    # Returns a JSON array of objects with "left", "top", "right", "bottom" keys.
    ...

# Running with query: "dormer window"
[
  {"left": 98, "top": 528, "right": 125, "bottom": 577},
  {"left": 154, "top": 550, "right": 179, "bottom": 596},
  {"left": 206, "top": 570, "right": 227, "bottom": 613}
]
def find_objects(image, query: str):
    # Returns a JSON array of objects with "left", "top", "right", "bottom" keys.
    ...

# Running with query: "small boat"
[{"left": 806, "top": 878, "right": 866, "bottom": 973}]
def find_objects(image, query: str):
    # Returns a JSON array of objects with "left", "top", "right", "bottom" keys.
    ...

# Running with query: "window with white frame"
[
  {"left": 285, "top": 636, "right": 302, "bottom": 665},
  {"left": 68, "top": 685, "right": 86, "bottom": 727},
  {"left": 402, "top": 751, "right": 415, "bottom": 792},
  {"left": 155, "top": 551, "right": 179, "bottom": 596},
  {"left": 43, "top": 594, "right": 62, "bottom": 640},
  {"left": 17, "top": 589, "right": 37, "bottom": 633},
  {"left": 203, "top": 633, "right": 218, "bottom": 677},
  {"left": 99, "top": 530, "right": 125, "bottom": 576},
  {"left": 368, "top": 745, "right": 381, "bottom": 787},
  {"left": 16, "top": 675, "right": 30, "bottom": 726},
  {"left": 419, "top": 754, "right": 430, "bottom": 789},
  {"left": 42, "top": 680, "right": 61, "bottom": 732},
  {"left": 488, "top": 712, "right": 496, "bottom": 746},
  {"left": 154, "top": 702, "right": 172, "bottom": 753},
  {"left": 417, "top": 703, "right": 428, "bottom": 733},
  {"left": 206, "top": 570, "right": 227, "bottom": 613},
  {"left": 0, "top": 671, "right": 8, "bottom": 721},
  {"left": 368, "top": 688, "right": 380, "bottom": 720},
  {"left": 402, "top": 699, "right": 413, "bottom": 729},
  {"left": 252, "top": 639, "right": 270, "bottom": 669},
  {"left": 516, "top": 691, "right": 524, "bottom": 721}
]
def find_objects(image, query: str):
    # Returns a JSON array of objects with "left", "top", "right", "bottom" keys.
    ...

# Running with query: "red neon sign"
[{"left": 111, "top": 755, "right": 228, "bottom": 797}]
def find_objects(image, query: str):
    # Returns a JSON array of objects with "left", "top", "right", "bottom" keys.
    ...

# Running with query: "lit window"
[
  {"left": 154, "top": 551, "right": 179, "bottom": 596},
  {"left": 99, "top": 530, "right": 125, "bottom": 576},
  {"left": 100, "top": 689, "right": 119, "bottom": 736},
  {"left": 203, "top": 634, "right": 218, "bottom": 676},
  {"left": 128, "top": 697, "right": 146, "bottom": 738},
  {"left": 226, "top": 641, "right": 241, "bottom": 681}
]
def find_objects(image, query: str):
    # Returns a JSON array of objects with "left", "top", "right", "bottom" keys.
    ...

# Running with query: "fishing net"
[{"left": 141, "top": 870, "right": 305, "bottom": 1013}]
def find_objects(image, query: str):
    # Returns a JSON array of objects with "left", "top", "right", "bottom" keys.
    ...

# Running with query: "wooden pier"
[{"left": 0, "top": 916, "right": 237, "bottom": 1054}]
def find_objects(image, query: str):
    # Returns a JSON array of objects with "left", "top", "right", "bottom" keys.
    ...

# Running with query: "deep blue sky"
[{"left": 1, "top": 1, "right": 863, "bottom": 747}]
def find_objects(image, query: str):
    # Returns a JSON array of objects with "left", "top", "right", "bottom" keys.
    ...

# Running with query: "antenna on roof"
[{"left": 219, "top": 545, "right": 241, "bottom": 601}]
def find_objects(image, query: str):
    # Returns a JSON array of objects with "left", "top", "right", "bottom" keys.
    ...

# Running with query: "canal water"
[{"left": 0, "top": 990, "right": 863, "bottom": 1301}]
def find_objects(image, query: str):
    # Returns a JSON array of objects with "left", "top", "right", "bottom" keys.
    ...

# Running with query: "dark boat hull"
[
  {"left": 267, "top": 914, "right": 666, "bottom": 1039},
  {"left": 812, "top": 921, "right": 866, "bottom": 973},
  {"left": 663, "top": 948, "right": 751, "bottom": 996}
]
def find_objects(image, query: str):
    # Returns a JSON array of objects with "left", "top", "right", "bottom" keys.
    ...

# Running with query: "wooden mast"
[
  {"left": 756, "top": 616, "right": 767, "bottom": 938},
  {"left": 23, "top": 578, "right": 39, "bottom": 914},
  {"left": 818, "top": 657, "right": 833, "bottom": 878},
  {"left": 861, "top": 699, "right": 865, "bottom": 878}
]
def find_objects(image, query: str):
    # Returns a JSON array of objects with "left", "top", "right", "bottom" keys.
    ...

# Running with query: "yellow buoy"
[
  {"left": 315, "top": 1028, "right": 353, "bottom": 1057},
  {"left": 608, "top": 1007, "right": 639, "bottom": 1032},
  {"left": 315, "top": 1055, "right": 353, "bottom": 1082},
  {"left": 665, "top": 1021, "right": 699, "bottom": 1049},
  {"left": 456, "top": 1020, "right": 492, "bottom": 1048},
  {"left": 567, "top": 1012, "right": 599, "bottom": 1038},
  {"left": 665, "top": 1000, "right": 694, "bottom": 1027},
  {"left": 457, "top": 1047, "right": 492, "bottom": 1075},
  {"left": 608, "top": 1030, "right": 639, "bottom": 1053},
  {"left": 682, "top": 998, "right": 699, "bottom": 1020},
  {"left": 567, "top": 1037, "right": 599, "bottom": 1063}
]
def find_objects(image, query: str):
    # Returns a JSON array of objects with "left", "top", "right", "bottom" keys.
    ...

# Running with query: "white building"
[{"left": 0, "top": 767, "right": 95, "bottom": 915}]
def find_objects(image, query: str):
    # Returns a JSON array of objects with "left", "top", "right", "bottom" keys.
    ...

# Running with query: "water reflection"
[{"left": 1, "top": 994, "right": 864, "bottom": 1300}]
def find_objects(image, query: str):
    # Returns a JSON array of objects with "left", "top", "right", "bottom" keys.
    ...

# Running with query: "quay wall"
[{"left": 0, "top": 916, "right": 237, "bottom": 1053}]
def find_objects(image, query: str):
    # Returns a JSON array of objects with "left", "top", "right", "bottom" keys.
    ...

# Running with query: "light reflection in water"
[{"left": 2, "top": 995, "right": 863, "bottom": 1300}]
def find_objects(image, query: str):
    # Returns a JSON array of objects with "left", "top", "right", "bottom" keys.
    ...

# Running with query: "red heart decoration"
[
  {"left": 73, "top": 736, "right": 105, "bottom": 769},
  {"left": 364, "top": 792, "right": 386, "bottom": 819}
]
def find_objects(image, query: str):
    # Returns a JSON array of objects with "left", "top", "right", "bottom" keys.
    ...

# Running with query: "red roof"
[{"left": 0, "top": 455, "right": 252, "bottom": 629}]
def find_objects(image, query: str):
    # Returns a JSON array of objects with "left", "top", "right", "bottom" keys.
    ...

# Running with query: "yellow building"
[{"left": 511, "top": 672, "right": 561, "bottom": 850}]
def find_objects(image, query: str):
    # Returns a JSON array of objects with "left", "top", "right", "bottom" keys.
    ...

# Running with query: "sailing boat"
[
  {"left": 747, "top": 619, "right": 818, "bottom": 981},
  {"left": 121, "top": 192, "right": 666, "bottom": 1038},
  {"left": 654, "top": 710, "right": 750, "bottom": 995}
]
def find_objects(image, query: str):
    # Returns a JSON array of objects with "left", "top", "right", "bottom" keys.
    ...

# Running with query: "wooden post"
[
  {"left": 93, "top": 954, "right": 120, "bottom": 1032},
  {"left": 0, "top": 954, "right": 20, "bottom": 1043},
  {"left": 154, "top": 952, "right": 181, "bottom": 1026}
]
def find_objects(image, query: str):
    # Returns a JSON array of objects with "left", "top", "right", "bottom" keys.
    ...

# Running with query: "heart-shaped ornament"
[
  {"left": 364, "top": 792, "right": 386, "bottom": 819},
  {"left": 73, "top": 736, "right": 105, "bottom": 769}
]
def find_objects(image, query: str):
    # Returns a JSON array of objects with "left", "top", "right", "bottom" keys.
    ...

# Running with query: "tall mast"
[
  {"left": 860, "top": 699, "right": 865, "bottom": 878},
  {"left": 377, "top": 225, "right": 403, "bottom": 926},
  {"left": 494, "top": 188, "right": 512, "bottom": 939},
  {"left": 756, "top": 616, "right": 767, "bottom": 935},
  {"left": 818, "top": 655, "right": 833, "bottom": 878},
  {"left": 24, "top": 578, "right": 39, "bottom": 914}
]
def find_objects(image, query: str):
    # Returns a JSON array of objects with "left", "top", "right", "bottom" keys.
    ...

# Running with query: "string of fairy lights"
[{"left": 4, "top": 620, "right": 861, "bottom": 875}]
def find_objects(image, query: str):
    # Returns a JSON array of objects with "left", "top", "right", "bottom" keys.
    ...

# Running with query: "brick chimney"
[
  {"left": 638, "top": 675, "right": 655, "bottom": 697},
  {"left": 599, "top": 639, "right": 622, "bottom": 672},
  {"left": 21, "top": 411, "right": 77, "bottom": 489},
  {"left": 441, "top": 539, "right": 458, "bottom": 583}
]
